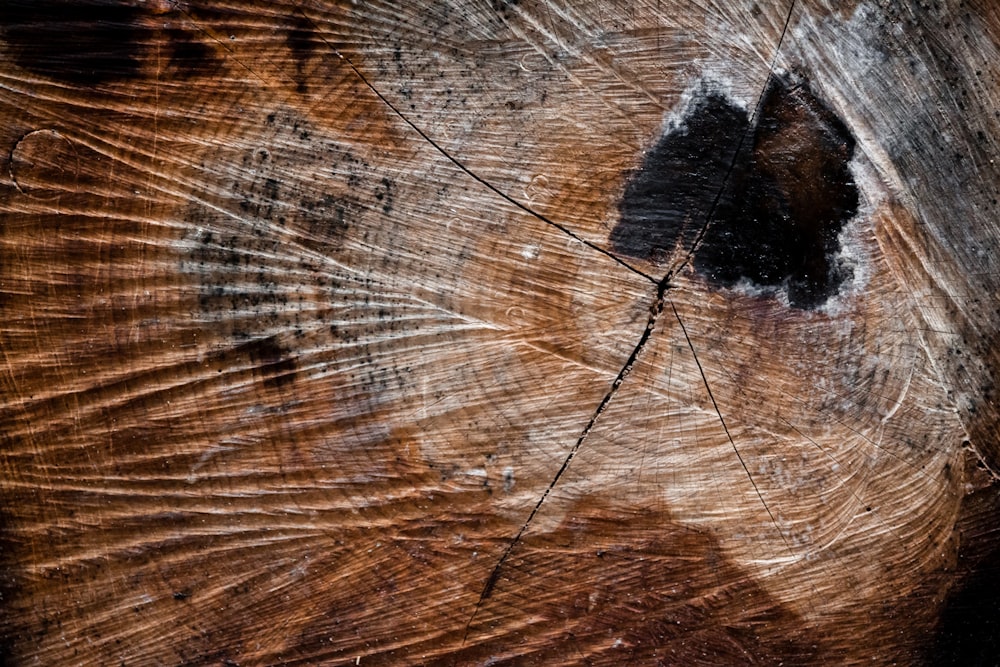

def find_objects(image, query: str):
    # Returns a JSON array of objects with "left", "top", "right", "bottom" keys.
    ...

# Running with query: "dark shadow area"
[
  {"left": 930, "top": 535, "right": 1000, "bottom": 665},
  {"left": 0, "top": 503, "right": 22, "bottom": 667}
]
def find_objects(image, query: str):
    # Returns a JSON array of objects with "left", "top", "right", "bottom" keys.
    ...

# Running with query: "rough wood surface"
[{"left": 1, "top": 1, "right": 999, "bottom": 665}]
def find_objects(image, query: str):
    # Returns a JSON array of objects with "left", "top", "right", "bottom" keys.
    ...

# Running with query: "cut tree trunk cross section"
[{"left": 1, "top": 1, "right": 1000, "bottom": 665}]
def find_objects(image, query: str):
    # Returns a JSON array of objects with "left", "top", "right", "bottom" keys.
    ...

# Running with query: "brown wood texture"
[{"left": 2, "top": 1, "right": 1000, "bottom": 664}]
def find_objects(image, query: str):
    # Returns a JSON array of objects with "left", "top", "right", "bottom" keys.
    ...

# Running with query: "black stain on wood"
[
  {"left": 240, "top": 336, "right": 297, "bottom": 390},
  {"left": 301, "top": 194, "right": 351, "bottom": 247},
  {"left": 165, "top": 25, "right": 219, "bottom": 79},
  {"left": 491, "top": 0, "right": 520, "bottom": 20},
  {"left": 611, "top": 76, "right": 859, "bottom": 309},
  {"left": 611, "top": 90, "right": 747, "bottom": 264},
  {"left": 287, "top": 15, "right": 315, "bottom": 93},
  {"left": 0, "top": 0, "right": 145, "bottom": 85},
  {"left": 0, "top": 1, "right": 225, "bottom": 85}
]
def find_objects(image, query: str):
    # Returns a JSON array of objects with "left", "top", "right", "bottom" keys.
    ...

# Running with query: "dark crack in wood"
[{"left": 462, "top": 273, "right": 671, "bottom": 646}]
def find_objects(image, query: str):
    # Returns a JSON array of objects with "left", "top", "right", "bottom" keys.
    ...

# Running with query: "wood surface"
[{"left": 1, "top": 0, "right": 1000, "bottom": 664}]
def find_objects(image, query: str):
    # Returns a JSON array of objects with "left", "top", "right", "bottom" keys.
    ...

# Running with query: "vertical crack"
[
  {"left": 669, "top": 300, "right": 791, "bottom": 549},
  {"left": 668, "top": 0, "right": 798, "bottom": 279},
  {"left": 658, "top": 0, "right": 798, "bottom": 552}
]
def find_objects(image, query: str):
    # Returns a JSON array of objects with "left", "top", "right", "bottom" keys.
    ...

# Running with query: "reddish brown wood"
[{"left": 1, "top": 1, "right": 999, "bottom": 664}]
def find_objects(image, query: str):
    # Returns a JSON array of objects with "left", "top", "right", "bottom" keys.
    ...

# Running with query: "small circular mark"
[
  {"left": 525, "top": 174, "right": 551, "bottom": 204},
  {"left": 9, "top": 129, "right": 82, "bottom": 199}
]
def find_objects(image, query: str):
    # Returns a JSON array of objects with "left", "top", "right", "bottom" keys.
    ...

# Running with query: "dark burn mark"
[
  {"left": 287, "top": 15, "right": 315, "bottom": 93},
  {"left": 0, "top": 1, "right": 223, "bottom": 86},
  {"left": 611, "top": 76, "right": 859, "bottom": 309},
  {"left": 702, "top": 78, "right": 860, "bottom": 307},
  {"left": 239, "top": 337, "right": 296, "bottom": 390},
  {"left": 165, "top": 26, "right": 218, "bottom": 79},
  {"left": 0, "top": 0, "right": 144, "bottom": 85},
  {"left": 611, "top": 91, "right": 747, "bottom": 263}
]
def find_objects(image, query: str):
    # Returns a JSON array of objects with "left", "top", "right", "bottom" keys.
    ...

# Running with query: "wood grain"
[{"left": 1, "top": 1, "right": 999, "bottom": 664}]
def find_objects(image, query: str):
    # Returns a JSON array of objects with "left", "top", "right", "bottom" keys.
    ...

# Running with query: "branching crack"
[
  {"left": 462, "top": 272, "right": 671, "bottom": 644},
  {"left": 460, "top": 1, "right": 799, "bottom": 644}
]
